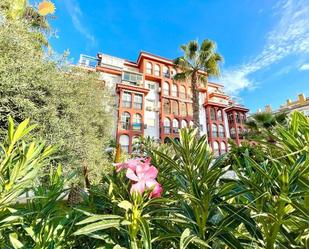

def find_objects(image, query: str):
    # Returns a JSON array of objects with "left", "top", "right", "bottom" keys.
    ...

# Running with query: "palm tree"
[
  {"left": 174, "top": 40, "right": 223, "bottom": 136},
  {"left": 245, "top": 111, "right": 287, "bottom": 141}
]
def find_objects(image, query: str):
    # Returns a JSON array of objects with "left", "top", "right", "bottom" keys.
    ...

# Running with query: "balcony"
[
  {"left": 120, "top": 145, "right": 129, "bottom": 153},
  {"left": 230, "top": 134, "right": 236, "bottom": 139},
  {"left": 164, "top": 126, "right": 171, "bottom": 134},
  {"left": 212, "top": 132, "right": 218, "bottom": 138},
  {"left": 179, "top": 92, "right": 186, "bottom": 99},
  {"left": 163, "top": 73, "right": 170, "bottom": 78},
  {"left": 78, "top": 54, "right": 98, "bottom": 68},
  {"left": 122, "top": 101, "right": 132, "bottom": 108},
  {"left": 171, "top": 91, "right": 178, "bottom": 97},
  {"left": 219, "top": 132, "right": 225, "bottom": 138},
  {"left": 100, "top": 53, "right": 124, "bottom": 69},
  {"left": 120, "top": 122, "right": 130, "bottom": 130},
  {"left": 132, "top": 123, "right": 142, "bottom": 131}
]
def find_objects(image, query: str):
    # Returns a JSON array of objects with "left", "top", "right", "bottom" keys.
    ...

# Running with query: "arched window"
[
  {"left": 189, "top": 120, "right": 194, "bottom": 127},
  {"left": 213, "top": 141, "right": 220, "bottom": 157},
  {"left": 187, "top": 104, "right": 193, "bottom": 116},
  {"left": 179, "top": 85, "right": 186, "bottom": 99},
  {"left": 163, "top": 99, "right": 171, "bottom": 114},
  {"left": 173, "top": 119, "right": 179, "bottom": 133},
  {"left": 230, "top": 127, "right": 236, "bottom": 139},
  {"left": 219, "top": 125, "right": 225, "bottom": 138},
  {"left": 164, "top": 137, "right": 171, "bottom": 144},
  {"left": 164, "top": 118, "right": 171, "bottom": 134},
  {"left": 119, "top": 134, "right": 130, "bottom": 153},
  {"left": 121, "top": 112, "right": 131, "bottom": 130},
  {"left": 210, "top": 108, "right": 216, "bottom": 120},
  {"left": 181, "top": 120, "right": 188, "bottom": 128},
  {"left": 180, "top": 102, "right": 187, "bottom": 116},
  {"left": 154, "top": 64, "right": 160, "bottom": 76},
  {"left": 163, "top": 82, "right": 170, "bottom": 95},
  {"left": 221, "top": 142, "right": 227, "bottom": 154},
  {"left": 172, "top": 84, "right": 178, "bottom": 97},
  {"left": 132, "top": 114, "right": 142, "bottom": 130},
  {"left": 163, "top": 66, "right": 169, "bottom": 78},
  {"left": 217, "top": 110, "right": 223, "bottom": 121},
  {"left": 132, "top": 136, "right": 141, "bottom": 154},
  {"left": 146, "top": 62, "right": 152, "bottom": 74},
  {"left": 122, "top": 92, "right": 132, "bottom": 108},
  {"left": 171, "top": 100, "right": 179, "bottom": 115},
  {"left": 212, "top": 124, "right": 218, "bottom": 137}
]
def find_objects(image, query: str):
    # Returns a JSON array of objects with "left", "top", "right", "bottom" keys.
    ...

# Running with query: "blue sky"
[{"left": 48, "top": 0, "right": 309, "bottom": 112}]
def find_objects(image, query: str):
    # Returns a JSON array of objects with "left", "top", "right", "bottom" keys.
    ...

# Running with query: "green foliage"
[
  {"left": 0, "top": 20, "right": 114, "bottom": 182},
  {"left": 232, "top": 111, "right": 309, "bottom": 248},
  {"left": 245, "top": 111, "right": 288, "bottom": 141},
  {"left": 0, "top": 117, "right": 55, "bottom": 247}
]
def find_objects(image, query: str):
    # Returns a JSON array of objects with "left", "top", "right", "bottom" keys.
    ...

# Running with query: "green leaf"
[
  {"left": 139, "top": 217, "right": 152, "bottom": 249},
  {"left": 9, "top": 233, "right": 24, "bottom": 249},
  {"left": 74, "top": 220, "right": 121, "bottom": 236},
  {"left": 118, "top": 200, "right": 133, "bottom": 211}
]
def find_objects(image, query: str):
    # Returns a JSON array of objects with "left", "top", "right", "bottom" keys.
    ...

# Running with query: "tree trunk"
[{"left": 191, "top": 71, "right": 200, "bottom": 137}]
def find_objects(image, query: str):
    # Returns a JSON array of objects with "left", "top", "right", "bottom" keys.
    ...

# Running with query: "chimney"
[
  {"left": 286, "top": 99, "right": 292, "bottom": 106},
  {"left": 265, "top": 105, "right": 272, "bottom": 113},
  {"left": 298, "top": 93, "right": 306, "bottom": 104}
]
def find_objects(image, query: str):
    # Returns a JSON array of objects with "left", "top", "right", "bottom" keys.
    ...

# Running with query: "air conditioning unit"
[
  {"left": 144, "top": 124, "right": 148, "bottom": 129},
  {"left": 146, "top": 106, "right": 152, "bottom": 111},
  {"left": 154, "top": 107, "right": 160, "bottom": 112}
]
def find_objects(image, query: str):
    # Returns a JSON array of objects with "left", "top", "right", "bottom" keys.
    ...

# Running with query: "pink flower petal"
[
  {"left": 145, "top": 179, "right": 158, "bottom": 189},
  {"left": 131, "top": 181, "right": 145, "bottom": 194},
  {"left": 150, "top": 183, "right": 163, "bottom": 198},
  {"left": 126, "top": 168, "right": 139, "bottom": 181},
  {"left": 144, "top": 166, "right": 158, "bottom": 179}
]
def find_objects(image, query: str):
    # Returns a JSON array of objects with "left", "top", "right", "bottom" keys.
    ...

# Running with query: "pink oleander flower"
[
  {"left": 149, "top": 182, "right": 163, "bottom": 198},
  {"left": 115, "top": 157, "right": 163, "bottom": 198},
  {"left": 114, "top": 158, "right": 149, "bottom": 172}
]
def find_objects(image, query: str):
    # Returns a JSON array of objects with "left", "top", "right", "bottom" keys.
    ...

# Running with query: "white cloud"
[
  {"left": 63, "top": 0, "right": 96, "bottom": 45},
  {"left": 221, "top": 0, "right": 309, "bottom": 94},
  {"left": 299, "top": 63, "right": 309, "bottom": 71}
]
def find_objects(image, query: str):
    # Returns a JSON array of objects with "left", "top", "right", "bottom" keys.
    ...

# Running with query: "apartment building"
[
  {"left": 258, "top": 93, "right": 309, "bottom": 117},
  {"left": 78, "top": 52, "right": 249, "bottom": 155}
]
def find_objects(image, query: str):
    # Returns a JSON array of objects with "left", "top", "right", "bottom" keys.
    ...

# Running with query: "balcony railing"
[
  {"left": 132, "top": 123, "right": 142, "bottom": 131},
  {"left": 121, "top": 122, "right": 130, "bottom": 130},
  {"left": 78, "top": 54, "right": 98, "bottom": 68},
  {"left": 164, "top": 126, "right": 171, "bottom": 134},
  {"left": 122, "top": 101, "right": 132, "bottom": 108},
  {"left": 212, "top": 132, "right": 218, "bottom": 138},
  {"left": 121, "top": 145, "right": 129, "bottom": 153},
  {"left": 219, "top": 132, "right": 225, "bottom": 138},
  {"left": 163, "top": 73, "right": 170, "bottom": 78},
  {"left": 230, "top": 134, "right": 236, "bottom": 139},
  {"left": 133, "top": 102, "right": 143, "bottom": 110},
  {"left": 171, "top": 91, "right": 178, "bottom": 97},
  {"left": 179, "top": 92, "right": 186, "bottom": 99},
  {"left": 213, "top": 149, "right": 220, "bottom": 157},
  {"left": 154, "top": 70, "right": 160, "bottom": 76},
  {"left": 100, "top": 53, "right": 124, "bottom": 69}
]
